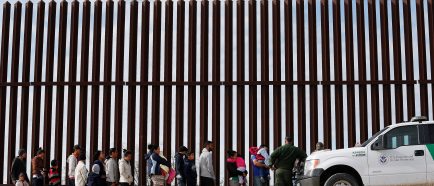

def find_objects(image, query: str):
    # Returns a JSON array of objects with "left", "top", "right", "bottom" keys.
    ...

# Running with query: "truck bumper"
[{"left": 298, "top": 168, "right": 324, "bottom": 186}]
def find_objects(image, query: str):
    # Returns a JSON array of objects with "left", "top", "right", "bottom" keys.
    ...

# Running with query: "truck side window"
[
  {"left": 384, "top": 126, "right": 419, "bottom": 149},
  {"left": 419, "top": 124, "right": 434, "bottom": 144}
]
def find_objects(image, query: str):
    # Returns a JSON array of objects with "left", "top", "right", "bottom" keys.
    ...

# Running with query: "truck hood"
[{"left": 307, "top": 147, "right": 367, "bottom": 161}]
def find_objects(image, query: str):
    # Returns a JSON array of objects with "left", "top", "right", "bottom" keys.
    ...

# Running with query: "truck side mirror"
[{"left": 371, "top": 135, "right": 385, "bottom": 150}]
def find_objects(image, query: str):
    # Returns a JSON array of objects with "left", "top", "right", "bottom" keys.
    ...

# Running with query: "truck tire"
[{"left": 324, "top": 173, "right": 359, "bottom": 186}]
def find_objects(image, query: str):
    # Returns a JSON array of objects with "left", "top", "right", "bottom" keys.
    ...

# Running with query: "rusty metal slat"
[
  {"left": 356, "top": 0, "right": 368, "bottom": 142},
  {"left": 89, "top": 0, "right": 102, "bottom": 159},
  {"left": 296, "top": 0, "right": 306, "bottom": 150},
  {"left": 42, "top": 0, "right": 56, "bottom": 172},
  {"left": 78, "top": 0, "right": 91, "bottom": 149},
  {"left": 31, "top": 1, "right": 45, "bottom": 155},
  {"left": 0, "top": 2, "right": 11, "bottom": 182},
  {"left": 236, "top": 0, "right": 245, "bottom": 156},
  {"left": 284, "top": 0, "right": 294, "bottom": 145},
  {"left": 428, "top": 0, "right": 434, "bottom": 119},
  {"left": 151, "top": 0, "right": 161, "bottom": 145},
  {"left": 126, "top": 0, "right": 138, "bottom": 176},
  {"left": 163, "top": 0, "right": 172, "bottom": 159},
  {"left": 212, "top": 1, "right": 221, "bottom": 182},
  {"left": 101, "top": 16, "right": 113, "bottom": 157},
  {"left": 224, "top": 1, "right": 233, "bottom": 161},
  {"left": 368, "top": 0, "right": 380, "bottom": 133},
  {"left": 54, "top": 0, "right": 68, "bottom": 162},
  {"left": 248, "top": 1, "right": 257, "bottom": 184},
  {"left": 403, "top": 0, "right": 415, "bottom": 120},
  {"left": 102, "top": 0, "right": 114, "bottom": 152},
  {"left": 260, "top": 0, "right": 269, "bottom": 147},
  {"left": 308, "top": 0, "right": 318, "bottom": 150},
  {"left": 344, "top": 0, "right": 356, "bottom": 147},
  {"left": 199, "top": 0, "right": 209, "bottom": 147},
  {"left": 380, "top": 0, "right": 392, "bottom": 126},
  {"left": 416, "top": 0, "right": 429, "bottom": 117},
  {"left": 248, "top": 0, "right": 257, "bottom": 154},
  {"left": 333, "top": 0, "right": 343, "bottom": 149},
  {"left": 272, "top": 0, "right": 282, "bottom": 149},
  {"left": 138, "top": 1, "right": 150, "bottom": 185},
  {"left": 114, "top": 0, "right": 126, "bottom": 151},
  {"left": 175, "top": 0, "right": 184, "bottom": 152},
  {"left": 7, "top": 3, "right": 22, "bottom": 181},
  {"left": 391, "top": 0, "right": 404, "bottom": 123},
  {"left": 320, "top": 0, "right": 331, "bottom": 148},
  {"left": 66, "top": 0, "right": 79, "bottom": 156},
  {"left": 188, "top": 0, "right": 196, "bottom": 151}
]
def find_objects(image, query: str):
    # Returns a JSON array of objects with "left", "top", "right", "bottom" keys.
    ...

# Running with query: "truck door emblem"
[{"left": 379, "top": 155, "right": 388, "bottom": 165}]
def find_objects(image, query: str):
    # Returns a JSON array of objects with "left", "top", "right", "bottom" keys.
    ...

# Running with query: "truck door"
[
  {"left": 419, "top": 124, "right": 434, "bottom": 184},
  {"left": 368, "top": 125, "right": 427, "bottom": 185}
]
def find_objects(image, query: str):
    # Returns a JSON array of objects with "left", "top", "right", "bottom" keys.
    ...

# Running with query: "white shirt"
[
  {"left": 106, "top": 157, "right": 119, "bottom": 183},
  {"left": 119, "top": 159, "right": 133, "bottom": 184},
  {"left": 74, "top": 161, "right": 88, "bottom": 186},
  {"left": 67, "top": 155, "right": 77, "bottom": 179},
  {"left": 199, "top": 148, "right": 215, "bottom": 179}
]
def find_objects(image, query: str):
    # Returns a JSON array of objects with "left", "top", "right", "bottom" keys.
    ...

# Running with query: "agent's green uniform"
[{"left": 269, "top": 144, "right": 307, "bottom": 186}]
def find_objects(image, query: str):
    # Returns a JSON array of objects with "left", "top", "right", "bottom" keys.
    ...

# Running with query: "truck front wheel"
[{"left": 324, "top": 173, "right": 359, "bottom": 186}]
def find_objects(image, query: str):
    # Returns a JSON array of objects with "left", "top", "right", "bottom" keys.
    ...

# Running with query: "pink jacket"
[{"left": 227, "top": 157, "right": 246, "bottom": 168}]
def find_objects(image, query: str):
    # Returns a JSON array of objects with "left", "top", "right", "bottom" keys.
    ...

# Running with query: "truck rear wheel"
[{"left": 324, "top": 173, "right": 359, "bottom": 186}]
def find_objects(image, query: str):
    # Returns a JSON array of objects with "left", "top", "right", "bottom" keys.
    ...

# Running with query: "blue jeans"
[{"left": 253, "top": 176, "right": 269, "bottom": 186}]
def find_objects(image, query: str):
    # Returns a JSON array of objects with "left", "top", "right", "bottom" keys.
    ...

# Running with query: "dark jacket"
[
  {"left": 145, "top": 151, "right": 153, "bottom": 177},
  {"left": 93, "top": 160, "right": 106, "bottom": 179},
  {"left": 150, "top": 153, "right": 171, "bottom": 175},
  {"left": 87, "top": 172, "right": 104, "bottom": 186},
  {"left": 174, "top": 153, "right": 185, "bottom": 178},
  {"left": 11, "top": 157, "right": 27, "bottom": 182},
  {"left": 226, "top": 161, "right": 246, "bottom": 178},
  {"left": 184, "top": 159, "right": 197, "bottom": 186},
  {"left": 269, "top": 144, "right": 307, "bottom": 171}
]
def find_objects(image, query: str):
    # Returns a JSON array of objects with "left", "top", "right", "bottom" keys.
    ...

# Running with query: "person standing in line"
[
  {"left": 145, "top": 144, "right": 156, "bottom": 185},
  {"left": 106, "top": 148, "right": 120, "bottom": 186},
  {"left": 150, "top": 145, "right": 172, "bottom": 186},
  {"left": 67, "top": 145, "right": 82, "bottom": 186},
  {"left": 199, "top": 141, "right": 215, "bottom": 186},
  {"left": 226, "top": 151, "right": 247, "bottom": 185},
  {"left": 75, "top": 153, "right": 88, "bottom": 186},
  {"left": 88, "top": 164, "right": 104, "bottom": 186},
  {"left": 269, "top": 137, "right": 307, "bottom": 186},
  {"left": 93, "top": 151, "right": 107, "bottom": 183},
  {"left": 48, "top": 160, "right": 61, "bottom": 186},
  {"left": 31, "top": 148, "right": 46, "bottom": 186},
  {"left": 15, "top": 173, "right": 30, "bottom": 186},
  {"left": 184, "top": 151, "right": 197, "bottom": 186},
  {"left": 11, "top": 149, "right": 28, "bottom": 184},
  {"left": 250, "top": 145, "right": 271, "bottom": 186},
  {"left": 119, "top": 150, "right": 133, "bottom": 186},
  {"left": 174, "top": 146, "right": 188, "bottom": 186}
]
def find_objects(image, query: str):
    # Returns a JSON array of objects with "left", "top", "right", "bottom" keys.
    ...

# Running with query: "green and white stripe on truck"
[{"left": 427, "top": 144, "right": 434, "bottom": 160}]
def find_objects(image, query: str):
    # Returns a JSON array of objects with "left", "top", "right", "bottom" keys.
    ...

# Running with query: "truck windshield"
[{"left": 361, "top": 127, "right": 388, "bottom": 147}]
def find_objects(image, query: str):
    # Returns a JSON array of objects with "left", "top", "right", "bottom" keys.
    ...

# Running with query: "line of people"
[
  {"left": 10, "top": 136, "right": 306, "bottom": 186},
  {"left": 11, "top": 146, "right": 134, "bottom": 186}
]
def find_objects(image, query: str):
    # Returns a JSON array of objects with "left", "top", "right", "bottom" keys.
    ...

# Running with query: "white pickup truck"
[{"left": 299, "top": 116, "right": 434, "bottom": 186}]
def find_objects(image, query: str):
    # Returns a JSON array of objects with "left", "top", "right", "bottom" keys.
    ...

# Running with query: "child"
[
  {"left": 49, "top": 160, "right": 60, "bottom": 186},
  {"left": 227, "top": 152, "right": 247, "bottom": 184},
  {"left": 249, "top": 145, "right": 270, "bottom": 183},
  {"left": 15, "top": 173, "right": 29, "bottom": 186},
  {"left": 183, "top": 151, "right": 197, "bottom": 186}
]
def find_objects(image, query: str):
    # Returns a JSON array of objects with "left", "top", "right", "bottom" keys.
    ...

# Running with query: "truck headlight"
[{"left": 304, "top": 159, "right": 320, "bottom": 172}]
